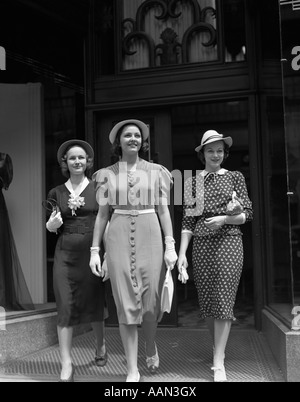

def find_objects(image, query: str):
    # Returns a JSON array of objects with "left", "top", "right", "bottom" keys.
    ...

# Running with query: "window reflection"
[
  {"left": 223, "top": 0, "right": 247, "bottom": 62},
  {"left": 264, "top": 96, "right": 292, "bottom": 310},
  {"left": 266, "top": 2, "right": 300, "bottom": 325},
  {"left": 280, "top": 5, "right": 300, "bottom": 307}
]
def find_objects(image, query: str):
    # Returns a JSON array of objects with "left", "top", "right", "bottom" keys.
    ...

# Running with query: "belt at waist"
[
  {"left": 114, "top": 209, "right": 155, "bottom": 216},
  {"left": 63, "top": 225, "right": 93, "bottom": 234},
  {"left": 202, "top": 213, "right": 226, "bottom": 219}
]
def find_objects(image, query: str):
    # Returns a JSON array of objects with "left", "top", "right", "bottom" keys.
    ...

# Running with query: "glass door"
[{"left": 279, "top": 2, "right": 300, "bottom": 328}]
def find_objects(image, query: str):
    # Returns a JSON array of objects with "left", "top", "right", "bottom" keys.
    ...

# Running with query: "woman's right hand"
[
  {"left": 101, "top": 254, "right": 110, "bottom": 282},
  {"left": 177, "top": 254, "right": 189, "bottom": 284},
  {"left": 177, "top": 254, "right": 188, "bottom": 270},
  {"left": 46, "top": 211, "right": 63, "bottom": 233},
  {"left": 90, "top": 253, "right": 103, "bottom": 278}
]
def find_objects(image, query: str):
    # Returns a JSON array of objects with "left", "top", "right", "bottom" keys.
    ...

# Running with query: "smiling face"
[
  {"left": 119, "top": 124, "right": 142, "bottom": 156},
  {"left": 66, "top": 146, "right": 87, "bottom": 176},
  {"left": 203, "top": 140, "right": 225, "bottom": 172}
]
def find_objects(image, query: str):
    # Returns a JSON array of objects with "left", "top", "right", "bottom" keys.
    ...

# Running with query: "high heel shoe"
[
  {"left": 211, "top": 364, "right": 227, "bottom": 382},
  {"left": 95, "top": 349, "right": 108, "bottom": 367},
  {"left": 59, "top": 364, "right": 75, "bottom": 383},
  {"left": 146, "top": 343, "right": 159, "bottom": 374},
  {"left": 126, "top": 371, "right": 140, "bottom": 382}
]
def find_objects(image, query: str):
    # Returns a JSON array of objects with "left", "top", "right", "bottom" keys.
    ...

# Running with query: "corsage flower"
[{"left": 68, "top": 194, "right": 85, "bottom": 216}]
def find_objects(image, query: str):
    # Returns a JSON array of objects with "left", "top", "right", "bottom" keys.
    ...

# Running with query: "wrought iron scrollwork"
[
  {"left": 123, "top": 30, "right": 156, "bottom": 67},
  {"left": 182, "top": 20, "right": 216, "bottom": 63},
  {"left": 157, "top": 28, "right": 182, "bottom": 65},
  {"left": 136, "top": 0, "right": 169, "bottom": 30},
  {"left": 168, "top": 0, "right": 202, "bottom": 22},
  {"left": 122, "top": 0, "right": 217, "bottom": 68}
]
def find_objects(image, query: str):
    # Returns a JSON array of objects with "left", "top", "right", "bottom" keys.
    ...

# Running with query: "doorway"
[
  {"left": 94, "top": 99, "right": 254, "bottom": 328},
  {"left": 171, "top": 99, "right": 254, "bottom": 329}
]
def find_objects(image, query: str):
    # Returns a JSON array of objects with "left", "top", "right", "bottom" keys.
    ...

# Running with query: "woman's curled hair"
[{"left": 111, "top": 124, "right": 149, "bottom": 159}]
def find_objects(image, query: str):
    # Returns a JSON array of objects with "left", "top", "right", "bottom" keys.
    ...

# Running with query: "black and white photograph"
[{"left": 0, "top": 0, "right": 300, "bottom": 386}]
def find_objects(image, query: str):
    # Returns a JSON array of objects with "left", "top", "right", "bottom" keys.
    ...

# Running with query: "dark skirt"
[
  {"left": 53, "top": 231, "right": 105, "bottom": 327},
  {"left": 0, "top": 189, "right": 34, "bottom": 311},
  {"left": 192, "top": 235, "right": 243, "bottom": 321}
]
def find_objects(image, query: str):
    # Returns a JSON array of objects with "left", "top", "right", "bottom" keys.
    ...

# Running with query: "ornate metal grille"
[{"left": 121, "top": 0, "right": 218, "bottom": 70}]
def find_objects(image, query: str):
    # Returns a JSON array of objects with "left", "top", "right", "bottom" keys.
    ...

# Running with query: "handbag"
[
  {"left": 159, "top": 267, "right": 174, "bottom": 322},
  {"left": 226, "top": 191, "right": 244, "bottom": 216}
]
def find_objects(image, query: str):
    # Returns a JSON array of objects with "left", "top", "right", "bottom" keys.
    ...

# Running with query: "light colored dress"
[{"left": 94, "top": 159, "right": 172, "bottom": 325}]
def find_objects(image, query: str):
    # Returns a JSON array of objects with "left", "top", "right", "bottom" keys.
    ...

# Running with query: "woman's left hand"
[
  {"left": 204, "top": 216, "right": 226, "bottom": 231},
  {"left": 101, "top": 254, "right": 110, "bottom": 282},
  {"left": 164, "top": 249, "right": 178, "bottom": 271}
]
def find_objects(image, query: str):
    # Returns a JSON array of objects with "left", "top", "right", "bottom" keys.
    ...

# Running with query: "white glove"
[
  {"left": 46, "top": 211, "right": 63, "bottom": 233},
  {"left": 177, "top": 254, "right": 189, "bottom": 284},
  {"left": 178, "top": 267, "right": 189, "bottom": 284},
  {"left": 164, "top": 236, "right": 178, "bottom": 270}
]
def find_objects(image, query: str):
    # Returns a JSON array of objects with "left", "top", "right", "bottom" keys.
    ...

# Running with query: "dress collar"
[
  {"left": 65, "top": 177, "right": 89, "bottom": 197},
  {"left": 200, "top": 168, "right": 228, "bottom": 177},
  {"left": 119, "top": 158, "right": 141, "bottom": 173}
]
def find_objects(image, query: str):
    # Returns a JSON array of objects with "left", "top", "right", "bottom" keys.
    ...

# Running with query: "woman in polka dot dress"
[{"left": 177, "top": 130, "right": 253, "bottom": 382}]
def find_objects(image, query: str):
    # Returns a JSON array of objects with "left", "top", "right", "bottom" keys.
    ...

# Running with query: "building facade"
[{"left": 1, "top": 0, "right": 300, "bottom": 381}]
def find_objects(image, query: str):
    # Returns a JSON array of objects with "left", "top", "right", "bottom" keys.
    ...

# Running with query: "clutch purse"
[
  {"left": 159, "top": 267, "right": 174, "bottom": 322},
  {"left": 226, "top": 191, "right": 244, "bottom": 216}
]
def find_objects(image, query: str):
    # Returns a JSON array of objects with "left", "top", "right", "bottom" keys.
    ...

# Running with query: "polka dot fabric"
[
  {"left": 193, "top": 235, "right": 243, "bottom": 320},
  {"left": 182, "top": 170, "right": 253, "bottom": 237},
  {"left": 181, "top": 170, "right": 253, "bottom": 321}
]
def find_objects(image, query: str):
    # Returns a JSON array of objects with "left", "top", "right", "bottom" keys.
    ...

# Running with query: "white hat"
[
  {"left": 195, "top": 130, "right": 233, "bottom": 153},
  {"left": 109, "top": 119, "right": 149, "bottom": 144}
]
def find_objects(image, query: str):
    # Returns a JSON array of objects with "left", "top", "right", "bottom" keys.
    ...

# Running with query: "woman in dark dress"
[
  {"left": 177, "top": 130, "right": 253, "bottom": 382},
  {"left": 46, "top": 140, "right": 107, "bottom": 382},
  {"left": 0, "top": 153, "right": 33, "bottom": 311}
]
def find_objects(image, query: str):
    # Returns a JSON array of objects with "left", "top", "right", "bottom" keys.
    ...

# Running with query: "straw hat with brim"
[
  {"left": 57, "top": 140, "right": 94, "bottom": 165},
  {"left": 109, "top": 119, "right": 149, "bottom": 144},
  {"left": 195, "top": 130, "right": 233, "bottom": 153}
]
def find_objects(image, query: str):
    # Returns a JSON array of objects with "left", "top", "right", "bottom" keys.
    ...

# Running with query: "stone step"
[{"left": 0, "top": 306, "right": 90, "bottom": 365}]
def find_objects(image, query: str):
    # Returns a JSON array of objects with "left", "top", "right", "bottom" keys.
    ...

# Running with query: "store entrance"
[
  {"left": 95, "top": 100, "right": 254, "bottom": 328},
  {"left": 171, "top": 100, "right": 254, "bottom": 328}
]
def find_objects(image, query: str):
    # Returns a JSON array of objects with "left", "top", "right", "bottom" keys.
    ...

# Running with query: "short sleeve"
[
  {"left": 181, "top": 177, "right": 198, "bottom": 234},
  {"left": 92, "top": 168, "right": 111, "bottom": 206},
  {"left": 156, "top": 165, "right": 173, "bottom": 206},
  {"left": 233, "top": 171, "right": 253, "bottom": 222}
]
